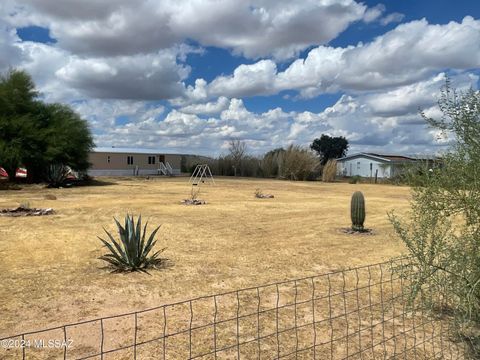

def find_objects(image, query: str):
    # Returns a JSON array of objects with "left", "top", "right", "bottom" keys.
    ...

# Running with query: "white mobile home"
[
  {"left": 336, "top": 153, "right": 416, "bottom": 179},
  {"left": 88, "top": 147, "right": 182, "bottom": 176}
]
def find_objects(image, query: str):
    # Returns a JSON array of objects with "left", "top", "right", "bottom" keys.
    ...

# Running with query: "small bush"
[
  {"left": 348, "top": 175, "right": 361, "bottom": 184},
  {"left": 322, "top": 159, "right": 337, "bottom": 182},
  {"left": 190, "top": 187, "right": 200, "bottom": 201},
  {"left": 98, "top": 214, "right": 167, "bottom": 272},
  {"left": 182, "top": 186, "right": 206, "bottom": 205}
]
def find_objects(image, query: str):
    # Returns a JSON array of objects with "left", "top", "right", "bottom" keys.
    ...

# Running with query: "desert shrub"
[
  {"left": 348, "top": 175, "right": 361, "bottom": 184},
  {"left": 389, "top": 83, "right": 480, "bottom": 356},
  {"left": 322, "top": 159, "right": 337, "bottom": 182},
  {"left": 190, "top": 187, "right": 200, "bottom": 201},
  {"left": 98, "top": 214, "right": 166, "bottom": 272},
  {"left": 279, "top": 145, "right": 319, "bottom": 181}
]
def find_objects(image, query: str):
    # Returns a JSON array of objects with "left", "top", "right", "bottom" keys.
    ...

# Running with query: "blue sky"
[{"left": 1, "top": 1, "right": 480, "bottom": 156}]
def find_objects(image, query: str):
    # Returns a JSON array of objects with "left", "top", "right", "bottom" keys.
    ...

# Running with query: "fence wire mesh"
[{"left": 1, "top": 258, "right": 468, "bottom": 359}]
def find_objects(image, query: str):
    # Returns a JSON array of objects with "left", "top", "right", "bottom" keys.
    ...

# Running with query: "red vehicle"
[
  {"left": 0, "top": 167, "right": 78, "bottom": 180},
  {"left": 0, "top": 167, "right": 27, "bottom": 178}
]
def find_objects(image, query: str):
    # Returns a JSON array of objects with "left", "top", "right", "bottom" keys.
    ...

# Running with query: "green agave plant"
[{"left": 98, "top": 214, "right": 166, "bottom": 272}]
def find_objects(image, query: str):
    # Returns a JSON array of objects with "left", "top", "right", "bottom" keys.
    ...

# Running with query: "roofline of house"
[
  {"left": 336, "top": 152, "right": 393, "bottom": 162},
  {"left": 92, "top": 147, "right": 184, "bottom": 155}
]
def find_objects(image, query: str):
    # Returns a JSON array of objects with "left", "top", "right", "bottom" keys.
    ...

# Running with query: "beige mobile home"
[{"left": 88, "top": 147, "right": 182, "bottom": 176}]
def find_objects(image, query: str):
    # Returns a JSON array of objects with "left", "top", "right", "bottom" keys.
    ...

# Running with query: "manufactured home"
[
  {"left": 88, "top": 147, "right": 182, "bottom": 176},
  {"left": 336, "top": 153, "right": 417, "bottom": 179}
]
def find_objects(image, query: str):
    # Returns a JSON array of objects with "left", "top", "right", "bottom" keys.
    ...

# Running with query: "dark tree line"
[{"left": 0, "top": 70, "right": 93, "bottom": 183}]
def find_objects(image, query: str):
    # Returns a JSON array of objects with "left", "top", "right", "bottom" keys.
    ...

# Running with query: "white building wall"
[{"left": 337, "top": 158, "right": 391, "bottom": 178}]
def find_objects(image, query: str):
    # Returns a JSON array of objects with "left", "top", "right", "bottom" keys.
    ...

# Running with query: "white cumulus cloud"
[
  {"left": 190, "top": 17, "right": 480, "bottom": 100},
  {"left": 4, "top": 0, "right": 369, "bottom": 60}
]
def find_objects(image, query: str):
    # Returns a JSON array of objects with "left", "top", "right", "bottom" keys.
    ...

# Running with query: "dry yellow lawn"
[{"left": 0, "top": 177, "right": 411, "bottom": 339}]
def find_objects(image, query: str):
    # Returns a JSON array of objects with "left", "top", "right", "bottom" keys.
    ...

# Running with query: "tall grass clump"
[
  {"left": 322, "top": 159, "right": 337, "bottom": 182},
  {"left": 280, "top": 144, "right": 319, "bottom": 180},
  {"left": 98, "top": 214, "right": 166, "bottom": 272}
]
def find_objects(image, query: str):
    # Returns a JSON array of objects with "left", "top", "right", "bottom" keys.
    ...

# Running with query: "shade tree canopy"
[
  {"left": 0, "top": 69, "right": 94, "bottom": 182},
  {"left": 310, "top": 134, "right": 349, "bottom": 165}
]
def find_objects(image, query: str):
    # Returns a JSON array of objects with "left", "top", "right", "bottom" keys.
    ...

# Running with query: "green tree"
[
  {"left": 0, "top": 70, "right": 41, "bottom": 181},
  {"left": 41, "top": 103, "right": 93, "bottom": 175},
  {"left": 0, "top": 69, "right": 94, "bottom": 183},
  {"left": 0, "top": 115, "right": 38, "bottom": 181},
  {"left": 0, "top": 69, "right": 38, "bottom": 115},
  {"left": 389, "top": 81, "right": 480, "bottom": 356},
  {"left": 310, "top": 134, "right": 349, "bottom": 165}
]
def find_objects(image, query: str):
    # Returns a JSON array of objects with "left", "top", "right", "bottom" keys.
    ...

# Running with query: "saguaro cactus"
[{"left": 351, "top": 191, "right": 366, "bottom": 231}]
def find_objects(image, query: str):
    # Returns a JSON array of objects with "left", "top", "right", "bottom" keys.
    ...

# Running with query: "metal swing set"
[{"left": 188, "top": 164, "right": 215, "bottom": 186}]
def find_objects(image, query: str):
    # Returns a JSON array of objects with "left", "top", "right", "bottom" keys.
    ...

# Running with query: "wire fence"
[{"left": 1, "top": 257, "right": 468, "bottom": 359}]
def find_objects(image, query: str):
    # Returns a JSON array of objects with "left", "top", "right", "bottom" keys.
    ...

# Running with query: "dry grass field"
[{"left": 0, "top": 177, "right": 411, "bottom": 340}]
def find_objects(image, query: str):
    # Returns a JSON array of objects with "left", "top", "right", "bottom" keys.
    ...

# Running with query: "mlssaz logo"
[{"left": 34, "top": 339, "right": 73, "bottom": 348}]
